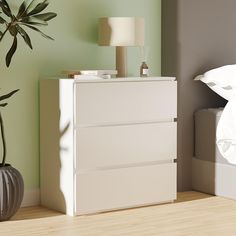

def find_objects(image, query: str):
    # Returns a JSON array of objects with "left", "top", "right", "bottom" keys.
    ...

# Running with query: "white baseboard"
[{"left": 21, "top": 188, "right": 40, "bottom": 207}]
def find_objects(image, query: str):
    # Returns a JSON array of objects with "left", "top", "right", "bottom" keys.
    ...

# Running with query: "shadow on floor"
[{"left": 10, "top": 206, "right": 62, "bottom": 221}]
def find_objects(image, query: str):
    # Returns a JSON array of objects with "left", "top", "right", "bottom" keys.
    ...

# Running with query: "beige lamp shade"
[
  {"left": 98, "top": 17, "right": 144, "bottom": 46},
  {"left": 98, "top": 17, "right": 145, "bottom": 77}
]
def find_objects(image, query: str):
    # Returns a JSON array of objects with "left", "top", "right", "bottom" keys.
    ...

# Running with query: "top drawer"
[{"left": 75, "top": 81, "right": 177, "bottom": 125}]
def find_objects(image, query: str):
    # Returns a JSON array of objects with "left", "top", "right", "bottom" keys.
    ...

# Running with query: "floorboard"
[{"left": 2, "top": 192, "right": 234, "bottom": 236}]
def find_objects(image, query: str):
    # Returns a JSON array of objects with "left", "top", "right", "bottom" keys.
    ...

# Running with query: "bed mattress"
[{"left": 194, "top": 108, "right": 234, "bottom": 165}]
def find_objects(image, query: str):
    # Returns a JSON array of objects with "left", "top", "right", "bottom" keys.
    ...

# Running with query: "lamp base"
[{"left": 116, "top": 46, "right": 127, "bottom": 77}]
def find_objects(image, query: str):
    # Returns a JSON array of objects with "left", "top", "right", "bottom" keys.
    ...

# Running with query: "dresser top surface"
[{"left": 52, "top": 77, "right": 176, "bottom": 83}]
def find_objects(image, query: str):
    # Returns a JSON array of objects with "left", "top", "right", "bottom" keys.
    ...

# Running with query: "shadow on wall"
[
  {"left": 192, "top": 109, "right": 218, "bottom": 195},
  {"left": 40, "top": 81, "right": 68, "bottom": 214}
]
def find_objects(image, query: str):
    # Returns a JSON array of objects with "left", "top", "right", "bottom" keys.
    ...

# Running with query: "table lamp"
[{"left": 98, "top": 17, "right": 145, "bottom": 77}]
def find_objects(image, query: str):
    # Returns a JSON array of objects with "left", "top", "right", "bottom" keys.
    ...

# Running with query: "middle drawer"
[{"left": 75, "top": 122, "right": 177, "bottom": 170}]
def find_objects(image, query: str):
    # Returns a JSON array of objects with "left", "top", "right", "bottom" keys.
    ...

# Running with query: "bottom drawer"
[{"left": 75, "top": 163, "right": 176, "bottom": 215}]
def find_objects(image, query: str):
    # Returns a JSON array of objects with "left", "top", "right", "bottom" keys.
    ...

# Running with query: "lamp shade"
[{"left": 98, "top": 17, "right": 144, "bottom": 46}]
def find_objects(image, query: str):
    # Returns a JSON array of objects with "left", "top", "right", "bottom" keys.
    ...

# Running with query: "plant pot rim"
[{"left": 0, "top": 164, "right": 11, "bottom": 168}]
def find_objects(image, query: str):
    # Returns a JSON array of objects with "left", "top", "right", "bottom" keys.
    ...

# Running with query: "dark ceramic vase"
[{"left": 0, "top": 164, "right": 24, "bottom": 221}]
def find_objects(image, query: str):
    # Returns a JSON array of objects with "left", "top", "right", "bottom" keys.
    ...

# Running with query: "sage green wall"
[{"left": 0, "top": 0, "right": 161, "bottom": 190}]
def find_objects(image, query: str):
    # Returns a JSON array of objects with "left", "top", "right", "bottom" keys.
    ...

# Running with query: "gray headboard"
[{"left": 162, "top": 0, "right": 232, "bottom": 191}]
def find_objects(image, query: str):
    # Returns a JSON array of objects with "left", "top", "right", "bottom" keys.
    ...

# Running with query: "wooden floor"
[{"left": 2, "top": 192, "right": 236, "bottom": 235}]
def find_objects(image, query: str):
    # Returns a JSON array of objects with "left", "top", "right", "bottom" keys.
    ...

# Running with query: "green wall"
[{"left": 0, "top": 0, "right": 161, "bottom": 190}]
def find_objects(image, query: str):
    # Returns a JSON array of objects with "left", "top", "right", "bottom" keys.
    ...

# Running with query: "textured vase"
[{"left": 0, "top": 165, "right": 24, "bottom": 221}]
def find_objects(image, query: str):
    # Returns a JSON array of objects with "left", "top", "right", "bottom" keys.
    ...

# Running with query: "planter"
[{"left": 0, "top": 164, "right": 24, "bottom": 221}]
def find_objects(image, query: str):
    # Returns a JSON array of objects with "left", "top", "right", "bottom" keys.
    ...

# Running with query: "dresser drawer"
[
  {"left": 75, "top": 122, "right": 177, "bottom": 170},
  {"left": 75, "top": 81, "right": 177, "bottom": 125},
  {"left": 75, "top": 163, "right": 176, "bottom": 215}
]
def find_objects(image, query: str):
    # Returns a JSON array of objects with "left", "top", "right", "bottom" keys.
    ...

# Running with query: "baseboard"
[{"left": 21, "top": 188, "right": 40, "bottom": 207}]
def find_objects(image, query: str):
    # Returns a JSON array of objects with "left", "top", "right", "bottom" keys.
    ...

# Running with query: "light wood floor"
[{"left": 2, "top": 192, "right": 236, "bottom": 235}]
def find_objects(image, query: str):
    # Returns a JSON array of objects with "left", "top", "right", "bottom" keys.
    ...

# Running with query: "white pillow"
[
  {"left": 195, "top": 65, "right": 236, "bottom": 101},
  {"left": 217, "top": 98, "right": 236, "bottom": 164}
]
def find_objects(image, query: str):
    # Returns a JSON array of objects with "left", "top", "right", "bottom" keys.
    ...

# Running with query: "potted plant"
[
  {"left": 0, "top": 89, "right": 23, "bottom": 221},
  {"left": 0, "top": 0, "right": 56, "bottom": 220}
]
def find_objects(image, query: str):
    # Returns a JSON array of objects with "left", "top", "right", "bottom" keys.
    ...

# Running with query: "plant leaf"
[
  {"left": 0, "top": 89, "right": 19, "bottom": 102},
  {"left": 17, "top": 0, "right": 37, "bottom": 18},
  {"left": 0, "top": 0, "right": 12, "bottom": 17},
  {"left": 6, "top": 36, "right": 17, "bottom": 67},
  {"left": 25, "top": 0, "right": 38, "bottom": 14},
  {"left": 32, "top": 12, "right": 57, "bottom": 21},
  {"left": 0, "top": 16, "right": 6, "bottom": 24},
  {"left": 21, "top": 21, "right": 47, "bottom": 26},
  {"left": 17, "top": 0, "right": 27, "bottom": 18},
  {"left": 0, "top": 103, "right": 7, "bottom": 107},
  {"left": 21, "top": 23, "right": 54, "bottom": 40},
  {"left": 9, "top": 25, "right": 18, "bottom": 36},
  {"left": 0, "top": 0, "right": 11, "bottom": 11},
  {"left": 27, "top": 0, "right": 49, "bottom": 16},
  {"left": 21, "top": 16, "right": 48, "bottom": 26},
  {"left": 16, "top": 24, "right": 33, "bottom": 49}
]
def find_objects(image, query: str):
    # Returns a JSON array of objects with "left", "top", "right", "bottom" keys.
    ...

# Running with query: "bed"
[{"left": 192, "top": 107, "right": 236, "bottom": 199}]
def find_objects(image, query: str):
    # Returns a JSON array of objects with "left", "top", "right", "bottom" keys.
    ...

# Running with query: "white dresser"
[{"left": 40, "top": 77, "right": 177, "bottom": 216}]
